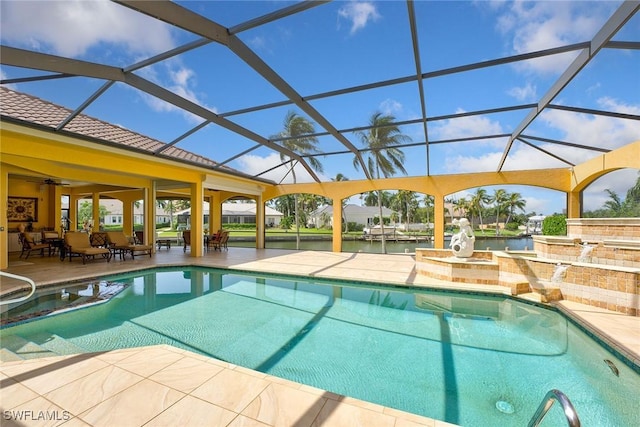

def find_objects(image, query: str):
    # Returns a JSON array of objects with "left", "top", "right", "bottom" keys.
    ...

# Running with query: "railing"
[
  {"left": 0, "top": 272, "right": 36, "bottom": 306},
  {"left": 528, "top": 389, "right": 581, "bottom": 427}
]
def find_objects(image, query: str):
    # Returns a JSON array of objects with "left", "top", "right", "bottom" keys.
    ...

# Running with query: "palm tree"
[
  {"left": 470, "top": 188, "right": 490, "bottom": 234},
  {"left": 392, "top": 190, "right": 418, "bottom": 232},
  {"left": 354, "top": 112, "right": 410, "bottom": 253},
  {"left": 272, "top": 111, "right": 324, "bottom": 249},
  {"left": 504, "top": 192, "right": 526, "bottom": 229},
  {"left": 491, "top": 188, "right": 508, "bottom": 235},
  {"left": 603, "top": 189, "right": 623, "bottom": 217},
  {"left": 422, "top": 195, "right": 434, "bottom": 234}
]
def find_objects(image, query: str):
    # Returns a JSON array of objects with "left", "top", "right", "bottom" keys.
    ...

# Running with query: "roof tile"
[{"left": 0, "top": 87, "right": 226, "bottom": 171}]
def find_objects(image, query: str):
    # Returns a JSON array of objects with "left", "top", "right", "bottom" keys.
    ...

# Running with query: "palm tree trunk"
[
  {"left": 294, "top": 193, "right": 300, "bottom": 249},
  {"left": 378, "top": 190, "right": 386, "bottom": 254},
  {"left": 290, "top": 162, "right": 300, "bottom": 250}
]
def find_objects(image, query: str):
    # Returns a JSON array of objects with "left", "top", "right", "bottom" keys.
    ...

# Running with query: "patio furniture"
[
  {"left": 182, "top": 230, "right": 191, "bottom": 252},
  {"left": 41, "top": 230, "right": 63, "bottom": 257},
  {"left": 157, "top": 239, "right": 171, "bottom": 250},
  {"left": 19, "top": 232, "right": 52, "bottom": 259},
  {"left": 106, "top": 231, "right": 153, "bottom": 260},
  {"left": 64, "top": 231, "right": 112, "bottom": 264},
  {"left": 134, "top": 231, "right": 144, "bottom": 244},
  {"left": 207, "top": 230, "right": 229, "bottom": 251},
  {"left": 90, "top": 232, "right": 109, "bottom": 248}
]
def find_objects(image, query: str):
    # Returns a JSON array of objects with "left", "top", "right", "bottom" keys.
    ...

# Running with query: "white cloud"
[
  {"left": 133, "top": 61, "right": 216, "bottom": 124},
  {"left": 236, "top": 153, "right": 329, "bottom": 184},
  {"left": 0, "top": 0, "right": 175, "bottom": 59},
  {"left": 507, "top": 82, "right": 537, "bottom": 102},
  {"left": 379, "top": 99, "right": 403, "bottom": 116},
  {"left": 540, "top": 99, "right": 640, "bottom": 153},
  {"left": 0, "top": 69, "right": 17, "bottom": 90},
  {"left": 338, "top": 1, "right": 380, "bottom": 35},
  {"left": 247, "top": 35, "right": 268, "bottom": 52},
  {"left": 491, "top": 1, "right": 616, "bottom": 74},
  {"left": 582, "top": 168, "right": 640, "bottom": 211},
  {"left": 431, "top": 110, "right": 505, "bottom": 146},
  {"left": 445, "top": 151, "right": 504, "bottom": 174}
]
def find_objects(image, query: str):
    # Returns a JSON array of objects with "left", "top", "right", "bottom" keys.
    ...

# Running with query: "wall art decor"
[{"left": 7, "top": 197, "right": 38, "bottom": 222}]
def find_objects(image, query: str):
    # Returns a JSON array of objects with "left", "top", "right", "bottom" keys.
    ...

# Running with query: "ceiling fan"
[{"left": 28, "top": 178, "right": 70, "bottom": 186}]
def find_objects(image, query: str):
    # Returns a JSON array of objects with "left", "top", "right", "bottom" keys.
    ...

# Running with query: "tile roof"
[{"left": 0, "top": 86, "right": 246, "bottom": 175}]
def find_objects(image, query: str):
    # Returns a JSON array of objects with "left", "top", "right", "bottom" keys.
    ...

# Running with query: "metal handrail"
[
  {"left": 528, "top": 389, "right": 581, "bottom": 427},
  {"left": 0, "top": 272, "right": 36, "bottom": 306}
]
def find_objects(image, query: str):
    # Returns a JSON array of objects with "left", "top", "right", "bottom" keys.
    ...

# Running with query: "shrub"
[
  {"left": 348, "top": 222, "right": 364, "bottom": 232},
  {"left": 505, "top": 222, "right": 519, "bottom": 231},
  {"left": 542, "top": 214, "right": 566, "bottom": 236}
]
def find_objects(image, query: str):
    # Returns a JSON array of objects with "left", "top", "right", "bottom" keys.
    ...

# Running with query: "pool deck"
[{"left": 1, "top": 247, "right": 638, "bottom": 426}]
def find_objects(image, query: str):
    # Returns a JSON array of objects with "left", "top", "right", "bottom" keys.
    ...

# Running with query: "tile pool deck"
[{"left": 1, "top": 247, "right": 638, "bottom": 426}]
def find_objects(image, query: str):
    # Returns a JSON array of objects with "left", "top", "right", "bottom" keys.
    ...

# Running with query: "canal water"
[{"left": 231, "top": 236, "right": 534, "bottom": 254}]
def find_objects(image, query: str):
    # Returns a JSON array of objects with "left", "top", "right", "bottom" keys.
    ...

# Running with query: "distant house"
[
  {"left": 308, "top": 204, "right": 396, "bottom": 229},
  {"left": 175, "top": 202, "right": 283, "bottom": 228},
  {"left": 80, "top": 199, "right": 171, "bottom": 227}
]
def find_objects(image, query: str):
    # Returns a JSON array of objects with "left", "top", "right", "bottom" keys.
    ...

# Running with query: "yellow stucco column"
[
  {"left": 433, "top": 196, "right": 445, "bottom": 249},
  {"left": 208, "top": 191, "right": 222, "bottom": 233},
  {"left": 92, "top": 193, "right": 100, "bottom": 231},
  {"left": 0, "top": 168, "right": 8, "bottom": 270},
  {"left": 69, "top": 195, "right": 80, "bottom": 231},
  {"left": 49, "top": 186, "right": 62, "bottom": 234},
  {"left": 122, "top": 198, "right": 134, "bottom": 236},
  {"left": 256, "top": 195, "right": 265, "bottom": 249},
  {"left": 567, "top": 190, "right": 581, "bottom": 218},
  {"left": 332, "top": 202, "right": 343, "bottom": 252},
  {"left": 190, "top": 181, "right": 204, "bottom": 257},
  {"left": 145, "top": 184, "right": 156, "bottom": 247}
]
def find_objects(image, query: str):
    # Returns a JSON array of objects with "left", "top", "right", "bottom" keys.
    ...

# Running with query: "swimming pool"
[{"left": 1, "top": 267, "right": 638, "bottom": 426}]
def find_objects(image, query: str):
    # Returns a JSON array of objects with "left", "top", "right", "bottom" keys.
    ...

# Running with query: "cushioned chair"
[
  {"left": 182, "top": 230, "right": 191, "bottom": 252},
  {"left": 19, "top": 232, "right": 51, "bottom": 259},
  {"left": 207, "top": 230, "right": 229, "bottom": 251},
  {"left": 64, "top": 231, "right": 112, "bottom": 264},
  {"left": 106, "top": 231, "right": 153, "bottom": 260},
  {"left": 90, "top": 232, "right": 109, "bottom": 248},
  {"left": 134, "top": 231, "right": 144, "bottom": 244}
]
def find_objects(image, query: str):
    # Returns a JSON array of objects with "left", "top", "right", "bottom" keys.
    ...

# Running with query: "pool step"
[
  {"left": 1, "top": 333, "right": 88, "bottom": 360},
  {"left": 29, "top": 332, "right": 88, "bottom": 356},
  {"left": 0, "top": 334, "right": 58, "bottom": 359},
  {"left": 0, "top": 347, "right": 25, "bottom": 362}
]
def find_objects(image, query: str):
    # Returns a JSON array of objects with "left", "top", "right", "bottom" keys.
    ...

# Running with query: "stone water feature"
[
  {"left": 449, "top": 218, "right": 475, "bottom": 258},
  {"left": 415, "top": 218, "right": 639, "bottom": 315}
]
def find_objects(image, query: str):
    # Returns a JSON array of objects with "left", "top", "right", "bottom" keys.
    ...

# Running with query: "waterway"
[{"left": 230, "top": 236, "right": 534, "bottom": 254}]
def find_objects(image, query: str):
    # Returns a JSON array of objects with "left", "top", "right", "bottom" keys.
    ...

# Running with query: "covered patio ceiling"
[{"left": 1, "top": 0, "right": 639, "bottom": 187}]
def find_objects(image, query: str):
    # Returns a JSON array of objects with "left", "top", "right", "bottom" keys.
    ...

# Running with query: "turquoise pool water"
[{"left": 1, "top": 267, "right": 638, "bottom": 426}]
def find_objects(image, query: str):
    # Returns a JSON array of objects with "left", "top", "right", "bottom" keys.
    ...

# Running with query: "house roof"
[
  {"left": 311, "top": 204, "right": 395, "bottom": 216},
  {"left": 0, "top": 86, "right": 268, "bottom": 182},
  {"left": 175, "top": 202, "right": 282, "bottom": 217}
]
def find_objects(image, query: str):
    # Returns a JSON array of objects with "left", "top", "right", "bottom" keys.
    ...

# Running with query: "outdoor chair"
[
  {"left": 90, "top": 232, "right": 109, "bottom": 248},
  {"left": 106, "top": 231, "right": 153, "bottom": 260},
  {"left": 134, "top": 231, "right": 144, "bottom": 244},
  {"left": 207, "top": 231, "right": 223, "bottom": 251},
  {"left": 182, "top": 230, "right": 191, "bottom": 252},
  {"left": 64, "top": 231, "right": 111, "bottom": 264},
  {"left": 41, "top": 230, "right": 63, "bottom": 257},
  {"left": 19, "top": 232, "right": 51, "bottom": 259}
]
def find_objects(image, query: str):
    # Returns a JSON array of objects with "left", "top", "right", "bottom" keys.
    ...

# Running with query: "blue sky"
[{"left": 1, "top": 0, "right": 639, "bottom": 216}]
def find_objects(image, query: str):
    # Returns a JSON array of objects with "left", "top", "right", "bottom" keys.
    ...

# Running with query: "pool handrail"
[
  {"left": 0, "top": 271, "right": 36, "bottom": 306},
  {"left": 528, "top": 389, "right": 581, "bottom": 427}
]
